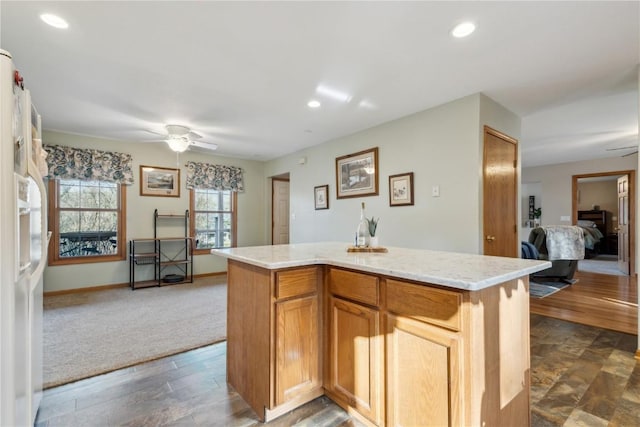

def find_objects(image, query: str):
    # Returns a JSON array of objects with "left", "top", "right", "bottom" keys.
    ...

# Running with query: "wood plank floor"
[{"left": 530, "top": 270, "right": 638, "bottom": 335}]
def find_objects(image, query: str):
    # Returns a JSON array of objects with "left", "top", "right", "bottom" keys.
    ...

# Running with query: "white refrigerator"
[{"left": 0, "top": 49, "right": 48, "bottom": 426}]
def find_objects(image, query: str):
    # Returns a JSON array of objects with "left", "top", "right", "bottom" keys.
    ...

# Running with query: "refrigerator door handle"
[{"left": 29, "top": 167, "right": 48, "bottom": 282}]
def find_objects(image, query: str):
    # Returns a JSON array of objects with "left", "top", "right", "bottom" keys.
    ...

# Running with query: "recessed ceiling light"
[
  {"left": 40, "top": 13, "right": 69, "bottom": 29},
  {"left": 307, "top": 100, "right": 321, "bottom": 108},
  {"left": 451, "top": 22, "right": 475, "bottom": 38}
]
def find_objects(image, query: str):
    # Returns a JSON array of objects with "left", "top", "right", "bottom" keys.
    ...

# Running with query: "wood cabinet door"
[
  {"left": 275, "top": 295, "right": 320, "bottom": 405},
  {"left": 328, "top": 296, "right": 383, "bottom": 425},
  {"left": 386, "top": 313, "right": 463, "bottom": 427}
]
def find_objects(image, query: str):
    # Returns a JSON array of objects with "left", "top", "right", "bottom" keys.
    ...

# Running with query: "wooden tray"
[{"left": 346, "top": 246, "right": 388, "bottom": 253}]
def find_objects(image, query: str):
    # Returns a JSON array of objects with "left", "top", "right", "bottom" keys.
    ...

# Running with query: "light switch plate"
[
  {"left": 560, "top": 215, "right": 570, "bottom": 221},
  {"left": 432, "top": 185, "right": 440, "bottom": 197}
]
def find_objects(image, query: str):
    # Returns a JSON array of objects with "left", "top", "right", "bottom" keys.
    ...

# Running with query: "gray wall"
[
  {"left": 43, "top": 131, "right": 266, "bottom": 292},
  {"left": 522, "top": 155, "right": 637, "bottom": 228},
  {"left": 264, "top": 93, "right": 521, "bottom": 254},
  {"left": 43, "top": 92, "right": 522, "bottom": 291}
]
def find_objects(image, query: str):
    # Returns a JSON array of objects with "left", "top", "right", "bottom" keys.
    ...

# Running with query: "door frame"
[{"left": 571, "top": 170, "right": 636, "bottom": 276}]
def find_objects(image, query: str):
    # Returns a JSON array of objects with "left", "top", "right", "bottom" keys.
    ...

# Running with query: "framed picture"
[
  {"left": 389, "top": 172, "right": 414, "bottom": 206},
  {"left": 335, "top": 147, "right": 379, "bottom": 199},
  {"left": 314, "top": 185, "right": 329, "bottom": 210},
  {"left": 140, "top": 165, "right": 180, "bottom": 197}
]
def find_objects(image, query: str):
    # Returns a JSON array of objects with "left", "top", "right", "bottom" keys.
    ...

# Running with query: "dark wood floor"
[
  {"left": 35, "top": 270, "right": 639, "bottom": 426},
  {"left": 530, "top": 270, "right": 638, "bottom": 335}
]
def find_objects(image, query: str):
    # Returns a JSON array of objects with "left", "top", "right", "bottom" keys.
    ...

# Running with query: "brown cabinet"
[
  {"left": 327, "top": 296, "right": 383, "bottom": 426},
  {"left": 275, "top": 294, "right": 320, "bottom": 406},
  {"left": 226, "top": 261, "right": 322, "bottom": 422},
  {"left": 226, "top": 260, "right": 531, "bottom": 427},
  {"left": 386, "top": 292, "right": 463, "bottom": 426}
]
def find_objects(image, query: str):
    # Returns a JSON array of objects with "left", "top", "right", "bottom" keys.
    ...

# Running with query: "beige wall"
[
  {"left": 522, "top": 156, "right": 637, "bottom": 226},
  {"left": 42, "top": 131, "right": 267, "bottom": 292},
  {"left": 577, "top": 180, "right": 618, "bottom": 233},
  {"left": 264, "top": 93, "right": 520, "bottom": 254}
]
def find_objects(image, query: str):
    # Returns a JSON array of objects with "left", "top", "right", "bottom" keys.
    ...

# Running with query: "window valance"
[
  {"left": 185, "top": 161, "right": 244, "bottom": 191},
  {"left": 44, "top": 145, "right": 134, "bottom": 184}
]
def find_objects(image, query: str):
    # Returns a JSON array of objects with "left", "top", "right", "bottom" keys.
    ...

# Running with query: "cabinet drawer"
[
  {"left": 386, "top": 279, "right": 461, "bottom": 331},
  {"left": 276, "top": 267, "right": 318, "bottom": 300},
  {"left": 329, "top": 268, "right": 379, "bottom": 306}
]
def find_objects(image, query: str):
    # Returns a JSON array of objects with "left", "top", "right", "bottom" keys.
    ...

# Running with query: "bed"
[
  {"left": 576, "top": 209, "right": 607, "bottom": 255},
  {"left": 577, "top": 221, "right": 604, "bottom": 251}
]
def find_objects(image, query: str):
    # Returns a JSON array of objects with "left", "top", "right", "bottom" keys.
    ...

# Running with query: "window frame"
[
  {"left": 189, "top": 188, "right": 237, "bottom": 254},
  {"left": 47, "top": 179, "right": 127, "bottom": 265}
]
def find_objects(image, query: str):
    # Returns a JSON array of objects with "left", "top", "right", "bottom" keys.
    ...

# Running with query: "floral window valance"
[
  {"left": 43, "top": 145, "right": 134, "bottom": 184},
  {"left": 185, "top": 161, "right": 244, "bottom": 191}
]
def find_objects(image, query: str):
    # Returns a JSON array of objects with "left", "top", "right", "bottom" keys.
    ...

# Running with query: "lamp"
[{"left": 166, "top": 136, "right": 190, "bottom": 153}]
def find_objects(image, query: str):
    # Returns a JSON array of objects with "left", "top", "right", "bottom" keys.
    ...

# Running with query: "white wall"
[
  {"left": 265, "top": 93, "right": 520, "bottom": 254},
  {"left": 42, "top": 131, "right": 266, "bottom": 292}
]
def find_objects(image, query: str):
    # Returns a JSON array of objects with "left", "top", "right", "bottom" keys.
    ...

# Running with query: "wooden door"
[
  {"left": 483, "top": 126, "right": 518, "bottom": 257},
  {"left": 617, "top": 175, "right": 630, "bottom": 274},
  {"left": 272, "top": 179, "right": 290, "bottom": 244},
  {"left": 275, "top": 295, "right": 320, "bottom": 405},
  {"left": 386, "top": 313, "right": 462, "bottom": 427},
  {"left": 327, "top": 296, "right": 383, "bottom": 425}
]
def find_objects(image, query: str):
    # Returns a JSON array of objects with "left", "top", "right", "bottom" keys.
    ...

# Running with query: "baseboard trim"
[
  {"left": 44, "top": 282, "right": 128, "bottom": 296},
  {"left": 44, "top": 271, "right": 228, "bottom": 296}
]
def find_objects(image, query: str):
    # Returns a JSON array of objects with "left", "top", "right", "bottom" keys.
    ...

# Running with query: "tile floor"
[{"left": 530, "top": 314, "right": 639, "bottom": 426}]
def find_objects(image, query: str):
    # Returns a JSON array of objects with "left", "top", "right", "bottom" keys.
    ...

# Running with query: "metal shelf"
[{"left": 129, "top": 210, "right": 193, "bottom": 290}]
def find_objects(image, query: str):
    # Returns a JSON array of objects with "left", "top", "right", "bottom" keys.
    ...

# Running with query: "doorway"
[
  {"left": 272, "top": 174, "right": 290, "bottom": 245},
  {"left": 572, "top": 170, "right": 635, "bottom": 276}
]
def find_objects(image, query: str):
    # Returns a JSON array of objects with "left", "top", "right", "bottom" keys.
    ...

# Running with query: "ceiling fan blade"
[
  {"left": 606, "top": 145, "right": 637, "bottom": 151},
  {"left": 187, "top": 131, "right": 203, "bottom": 140},
  {"left": 191, "top": 140, "right": 218, "bottom": 151},
  {"left": 143, "top": 128, "right": 169, "bottom": 137}
]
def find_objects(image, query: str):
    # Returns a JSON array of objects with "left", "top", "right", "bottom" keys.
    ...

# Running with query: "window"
[
  {"left": 48, "top": 179, "right": 126, "bottom": 265},
  {"left": 190, "top": 188, "right": 237, "bottom": 253}
]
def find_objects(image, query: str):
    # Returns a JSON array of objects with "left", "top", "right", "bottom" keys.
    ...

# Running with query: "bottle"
[{"left": 356, "top": 202, "right": 368, "bottom": 247}]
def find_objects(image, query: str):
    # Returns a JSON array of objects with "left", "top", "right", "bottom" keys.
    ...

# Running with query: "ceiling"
[{"left": 1, "top": 1, "right": 638, "bottom": 166}]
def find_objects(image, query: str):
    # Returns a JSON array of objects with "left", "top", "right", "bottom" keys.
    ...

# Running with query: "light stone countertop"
[{"left": 211, "top": 242, "right": 551, "bottom": 291}]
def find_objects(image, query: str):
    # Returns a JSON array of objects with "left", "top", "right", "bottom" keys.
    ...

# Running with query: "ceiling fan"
[
  {"left": 605, "top": 145, "right": 638, "bottom": 157},
  {"left": 146, "top": 124, "right": 218, "bottom": 153}
]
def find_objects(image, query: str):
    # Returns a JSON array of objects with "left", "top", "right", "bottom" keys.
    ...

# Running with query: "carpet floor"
[{"left": 43, "top": 276, "right": 227, "bottom": 389}]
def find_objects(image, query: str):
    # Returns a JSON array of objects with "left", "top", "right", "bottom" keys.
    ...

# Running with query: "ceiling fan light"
[{"left": 166, "top": 137, "right": 190, "bottom": 152}]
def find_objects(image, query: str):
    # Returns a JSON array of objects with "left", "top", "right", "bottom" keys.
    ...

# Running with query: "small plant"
[
  {"left": 367, "top": 216, "right": 379, "bottom": 237},
  {"left": 533, "top": 208, "right": 542, "bottom": 219}
]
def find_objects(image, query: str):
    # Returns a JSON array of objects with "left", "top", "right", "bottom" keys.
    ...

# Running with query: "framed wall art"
[
  {"left": 140, "top": 165, "right": 180, "bottom": 197},
  {"left": 335, "top": 147, "right": 379, "bottom": 199},
  {"left": 314, "top": 185, "right": 329, "bottom": 210},
  {"left": 389, "top": 172, "right": 414, "bottom": 206}
]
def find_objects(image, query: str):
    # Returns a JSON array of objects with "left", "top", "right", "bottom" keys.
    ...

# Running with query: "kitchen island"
[{"left": 212, "top": 242, "right": 550, "bottom": 426}]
